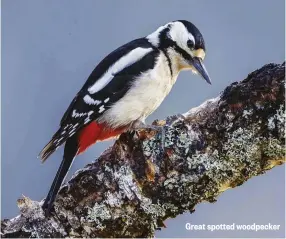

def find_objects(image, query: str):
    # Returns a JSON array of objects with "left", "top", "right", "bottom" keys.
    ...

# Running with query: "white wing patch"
[
  {"left": 84, "top": 118, "right": 91, "bottom": 124},
  {"left": 88, "top": 47, "right": 153, "bottom": 94},
  {"left": 83, "top": 95, "right": 102, "bottom": 105},
  {"left": 72, "top": 110, "right": 94, "bottom": 118},
  {"left": 99, "top": 105, "right": 105, "bottom": 113}
]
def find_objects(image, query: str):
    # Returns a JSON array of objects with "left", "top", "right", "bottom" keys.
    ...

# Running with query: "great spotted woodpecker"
[{"left": 39, "top": 20, "right": 211, "bottom": 213}]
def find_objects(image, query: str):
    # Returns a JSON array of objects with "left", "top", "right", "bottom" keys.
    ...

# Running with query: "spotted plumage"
[{"left": 40, "top": 20, "right": 211, "bottom": 214}]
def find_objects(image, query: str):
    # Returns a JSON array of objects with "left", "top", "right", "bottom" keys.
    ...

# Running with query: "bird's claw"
[{"left": 137, "top": 124, "right": 166, "bottom": 152}]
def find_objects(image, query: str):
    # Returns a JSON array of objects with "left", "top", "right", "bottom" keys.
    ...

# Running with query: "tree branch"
[{"left": 1, "top": 62, "right": 285, "bottom": 238}]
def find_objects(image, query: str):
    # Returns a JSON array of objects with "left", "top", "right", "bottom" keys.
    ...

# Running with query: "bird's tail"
[
  {"left": 41, "top": 122, "right": 126, "bottom": 214},
  {"left": 42, "top": 135, "right": 79, "bottom": 215},
  {"left": 39, "top": 128, "right": 67, "bottom": 162}
]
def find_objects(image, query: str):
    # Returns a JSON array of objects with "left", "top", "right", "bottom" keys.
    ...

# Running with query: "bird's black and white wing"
[{"left": 39, "top": 38, "right": 159, "bottom": 161}]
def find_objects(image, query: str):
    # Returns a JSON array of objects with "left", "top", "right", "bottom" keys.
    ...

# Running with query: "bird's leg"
[{"left": 131, "top": 119, "right": 166, "bottom": 151}]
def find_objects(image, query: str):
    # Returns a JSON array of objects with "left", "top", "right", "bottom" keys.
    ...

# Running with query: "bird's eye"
[{"left": 187, "top": 40, "right": 194, "bottom": 49}]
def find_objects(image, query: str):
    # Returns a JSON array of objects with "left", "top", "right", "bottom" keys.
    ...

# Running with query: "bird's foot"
[{"left": 132, "top": 120, "right": 166, "bottom": 151}]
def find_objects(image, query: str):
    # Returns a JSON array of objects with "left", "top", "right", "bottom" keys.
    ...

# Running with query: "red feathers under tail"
[{"left": 77, "top": 121, "right": 126, "bottom": 154}]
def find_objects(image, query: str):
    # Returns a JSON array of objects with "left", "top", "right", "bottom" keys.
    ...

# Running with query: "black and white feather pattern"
[{"left": 39, "top": 38, "right": 158, "bottom": 161}]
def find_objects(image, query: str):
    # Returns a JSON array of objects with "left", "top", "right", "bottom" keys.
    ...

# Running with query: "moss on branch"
[{"left": 1, "top": 62, "right": 285, "bottom": 238}]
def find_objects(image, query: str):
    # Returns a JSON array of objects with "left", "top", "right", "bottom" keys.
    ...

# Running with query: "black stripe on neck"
[
  {"left": 155, "top": 27, "right": 192, "bottom": 76},
  {"left": 162, "top": 49, "right": 173, "bottom": 77},
  {"left": 173, "top": 44, "right": 191, "bottom": 62}
]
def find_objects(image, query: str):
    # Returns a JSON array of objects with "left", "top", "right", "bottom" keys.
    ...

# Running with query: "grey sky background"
[{"left": 1, "top": 0, "right": 285, "bottom": 237}]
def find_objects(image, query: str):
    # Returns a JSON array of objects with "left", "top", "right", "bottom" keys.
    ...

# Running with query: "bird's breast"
[{"left": 101, "top": 52, "right": 178, "bottom": 128}]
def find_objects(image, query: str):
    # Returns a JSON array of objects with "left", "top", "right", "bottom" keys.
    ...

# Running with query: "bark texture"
[{"left": 1, "top": 62, "right": 285, "bottom": 238}]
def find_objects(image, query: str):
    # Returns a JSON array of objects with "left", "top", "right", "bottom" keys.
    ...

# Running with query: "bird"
[{"left": 39, "top": 20, "right": 211, "bottom": 214}]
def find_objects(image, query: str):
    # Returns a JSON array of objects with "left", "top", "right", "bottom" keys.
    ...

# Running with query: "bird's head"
[{"left": 147, "top": 20, "right": 211, "bottom": 84}]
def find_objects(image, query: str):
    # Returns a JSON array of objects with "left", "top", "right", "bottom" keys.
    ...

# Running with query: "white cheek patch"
[
  {"left": 88, "top": 47, "right": 153, "bottom": 94},
  {"left": 168, "top": 22, "right": 195, "bottom": 52}
]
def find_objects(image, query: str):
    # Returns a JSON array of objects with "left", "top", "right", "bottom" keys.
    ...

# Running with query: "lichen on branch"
[{"left": 1, "top": 62, "right": 285, "bottom": 238}]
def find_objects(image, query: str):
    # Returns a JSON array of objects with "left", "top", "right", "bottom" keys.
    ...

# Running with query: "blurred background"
[{"left": 1, "top": 0, "right": 285, "bottom": 237}]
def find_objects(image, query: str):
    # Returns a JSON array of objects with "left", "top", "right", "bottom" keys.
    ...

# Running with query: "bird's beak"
[{"left": 190, "top": 57, "right": 212, "bottom": 85}]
